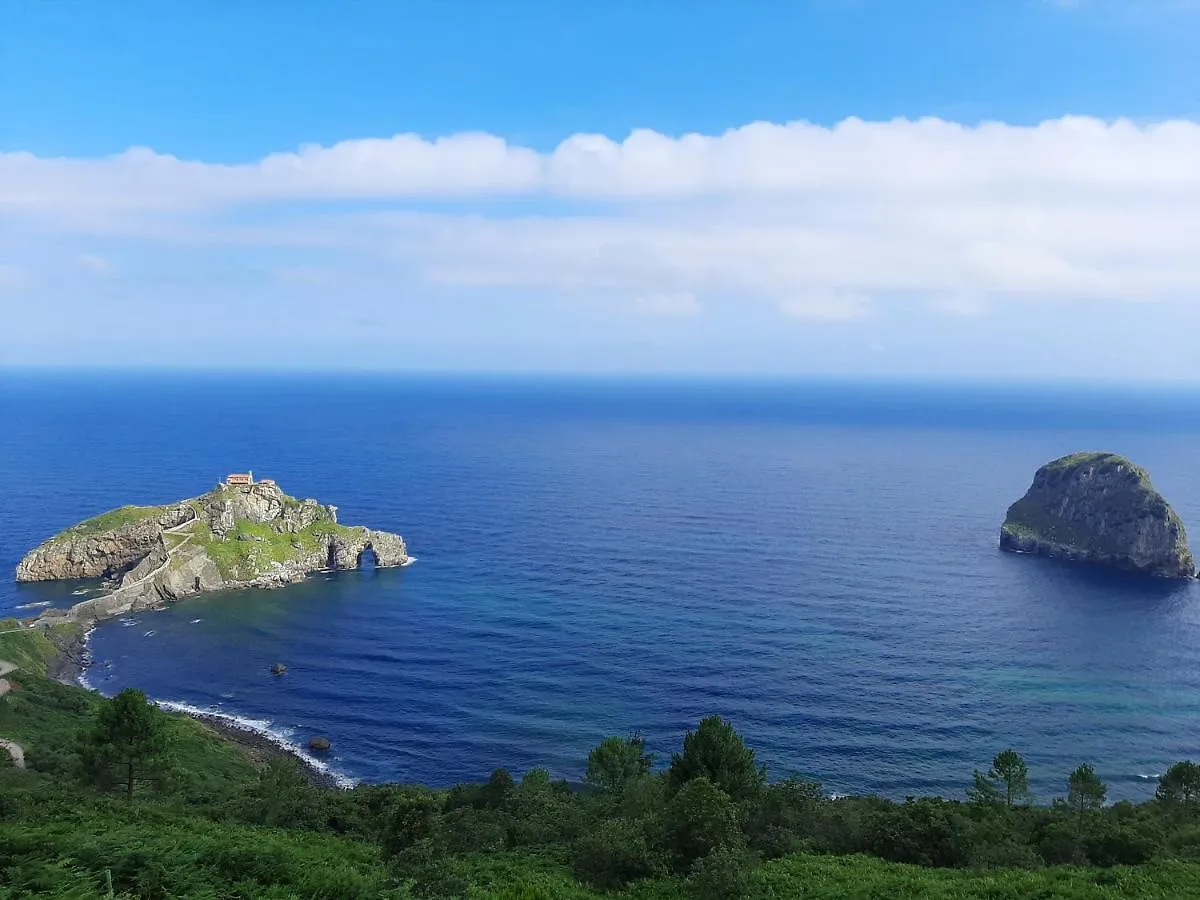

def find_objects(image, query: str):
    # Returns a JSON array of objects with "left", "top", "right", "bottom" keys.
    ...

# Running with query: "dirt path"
[{"left": 0, "top": 659, "right": 26, "bottom": 768}]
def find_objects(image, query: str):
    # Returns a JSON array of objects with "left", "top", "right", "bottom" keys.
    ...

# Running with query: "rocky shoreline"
[
  {"left": 185, "top": 712, "right": 342, "bottom": 790},
  {"left": 52, "top": 626, "right": 343, "bottom": 791}
]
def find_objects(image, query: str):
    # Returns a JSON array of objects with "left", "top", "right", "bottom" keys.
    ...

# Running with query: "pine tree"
[{"left": 81, "top": 688, "right": 168, "bottom": 800}]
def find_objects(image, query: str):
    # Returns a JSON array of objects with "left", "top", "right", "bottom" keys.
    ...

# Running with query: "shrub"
[
  {"left": 573, "top": 817, "right": 665, "bottom": 889},
  {"left": 868, "top": 798, "right": 970, "bottom": 868},
  {"left": 661, "top": 776, "right": 744, "bottom": 870},
  {"left": 691, "top": 845, "right": 757, "bottom": 899}
]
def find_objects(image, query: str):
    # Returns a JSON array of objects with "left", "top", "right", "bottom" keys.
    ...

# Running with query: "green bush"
[
  {"left": 573, "top": 817, "right": 665, "bottom": 889},
  {"left": 690, "top": 845, "right": 757, "bottom": 899},
  {"left": 660, "top": 777, "right": 744, "bottom": 871}
]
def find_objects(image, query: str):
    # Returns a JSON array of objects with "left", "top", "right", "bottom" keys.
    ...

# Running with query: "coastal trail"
[
  {"left": 56, "top": 504, "right": 202, "bottom": 624},
  {"left": 0, "top": 659, "right": 27, "bottom": 768},
  {"left": 116, "top": 505, "right": 200, "bottom": 595}
]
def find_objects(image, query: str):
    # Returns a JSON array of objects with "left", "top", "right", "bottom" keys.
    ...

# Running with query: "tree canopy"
[
  {"left": 667, "top": 715, "right": 764, "bottom": 801},
  {"left": 79, "top": 687, "right": 168, "bottom": 800}
]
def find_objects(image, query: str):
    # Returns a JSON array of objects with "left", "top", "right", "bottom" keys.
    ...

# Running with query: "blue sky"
[{"left": 4, "top": 0, "right": 1200, "bottom": 377}]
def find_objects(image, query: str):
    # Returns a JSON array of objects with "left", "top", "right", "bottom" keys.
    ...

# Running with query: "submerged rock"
[
  {"left": 1000, "top": 452, "right": 1195, "bottom": 578},
  {"left": 271, "top": 662, "right": 288, "bottom": 676},
  {"left": 309, "top": 736, "right": 331, "bottom": 751}
]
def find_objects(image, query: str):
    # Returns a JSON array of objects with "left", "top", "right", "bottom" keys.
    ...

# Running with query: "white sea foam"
[
  {"left": 16, "top": 600, "right": 53, "bottom": 609},
  {"left": 143, "top": 630, "right": 155, "bottom": 637},
  {"left": 190, "top": 618, "right": 203, "bottom": 624},
  {"left": 154, "top": 699, "right": 358, "bottom": 789},
  {"left": 75, "top": 625, "right": 97, "bottom": 691}
]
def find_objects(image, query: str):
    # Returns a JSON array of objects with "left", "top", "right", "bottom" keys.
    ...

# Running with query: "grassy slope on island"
[
  {"left": 190, "top": 519, "right": 365, "bottom": 581},
  {"left": 47, "top": 504, "right": 170, "bottom": 542}
]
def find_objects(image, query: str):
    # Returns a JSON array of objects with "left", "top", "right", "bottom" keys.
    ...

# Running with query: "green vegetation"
[
  {"left": 0, "top": 622, "right": 61, "bottom": 676},
  {"left": 968, "top": 749, "right": 1032, "bottom": 808},
  {"left": 190, "top": 519, "right": 363, "bottom": 582},
  {"left": 50, "top": 505, "right": 169, "bottom": 542},
  {"left": 5, "top": 636, "right": 1200, "bottom": 896},
  {"left": 1043, "top": 452, "right": 1147, "bottom": 482},
  {"left": 80, "top": 689, "right": 169, "bottom": 801}
]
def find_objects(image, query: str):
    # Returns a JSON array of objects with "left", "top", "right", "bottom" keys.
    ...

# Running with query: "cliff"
[
  {"left": 1000, "top": 452, "right": 1195, "bottom": 578},
  {"left": 16, "top": 481, "right": 408, "bottom": 623}
]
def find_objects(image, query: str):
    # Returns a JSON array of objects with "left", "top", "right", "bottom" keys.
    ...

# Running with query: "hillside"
[{"left": 5, "top": 629, "right": 1200, "bottom": 898}]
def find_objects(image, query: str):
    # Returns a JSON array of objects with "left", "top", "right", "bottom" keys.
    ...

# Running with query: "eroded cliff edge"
[
  {"left": 1000, "top": 452, "right": 1195, "bottom": 578},
  {"left": 16, "top": 481, "right": 408, "bottom": 623}
]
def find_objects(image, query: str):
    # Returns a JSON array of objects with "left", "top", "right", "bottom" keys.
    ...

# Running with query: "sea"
[{"left": 4, "top": 372, "right": 1200, "bottom": 802}]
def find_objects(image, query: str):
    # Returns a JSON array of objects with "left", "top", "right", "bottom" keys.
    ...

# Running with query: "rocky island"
[
  {"left": 15, "top": 475, "right": 408, "bottom": 624},
  {"left": 1000, "top": 452, "right": 1195, "bottom": 578}
]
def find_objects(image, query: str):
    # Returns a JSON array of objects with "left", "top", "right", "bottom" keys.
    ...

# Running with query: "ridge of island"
[
  {"left": 15, "top": 475, "right": 409, "bottom": 624},
  {"left": 999, "top": 451, "right": 1195, "bottom": 578}
]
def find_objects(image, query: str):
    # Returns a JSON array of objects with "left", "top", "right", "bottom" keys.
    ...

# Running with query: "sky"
[{"left": 4, "top": 0, "right": 1200, "bottom": 378}]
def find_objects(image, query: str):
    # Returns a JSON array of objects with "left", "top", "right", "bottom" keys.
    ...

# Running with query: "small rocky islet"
[
  {"left": 1000, "top": 451, "right": 1195, "bottom": 579},
  {"left": 15, "top": 476, "right": 408, "bottom": 625}
]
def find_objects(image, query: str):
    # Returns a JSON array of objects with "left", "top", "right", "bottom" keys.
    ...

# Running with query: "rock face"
[
  {"left": 16, "top": 480, "right": 409, "bottom": 624},
  {"left": 15, "top": 504, "right": 192, "bottom": 582},
  {"left": 1000, "top": 452, "right": 1195, "bottom": 578}
]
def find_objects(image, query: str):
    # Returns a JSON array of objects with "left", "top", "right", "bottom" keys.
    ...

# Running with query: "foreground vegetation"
[{"left": 5, "top": 629, "right": 1200, "bottom": 897}]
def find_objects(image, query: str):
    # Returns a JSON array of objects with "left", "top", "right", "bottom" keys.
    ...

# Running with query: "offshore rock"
[
  {"left": 16, "top": 479, "right": 409, "bottom": 625},
  {"left": 1000, "top": 452, "right": 1195, "bottom": 578}
]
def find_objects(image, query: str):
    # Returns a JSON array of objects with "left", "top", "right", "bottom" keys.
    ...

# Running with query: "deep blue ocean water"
[{"left": 4, "top": 374, "right": 1200, "bottom": 801}]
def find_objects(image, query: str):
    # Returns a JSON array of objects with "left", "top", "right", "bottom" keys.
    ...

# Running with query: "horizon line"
[{"left": 4, "top": 364, "right": 1200, "bottom": 390}]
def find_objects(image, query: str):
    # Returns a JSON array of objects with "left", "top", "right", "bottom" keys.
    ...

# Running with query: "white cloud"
[
  {"left": 5, "top": 116, "right": 1200, "bottom": 323},
  {"left": 76, "top": 253, "right": 113, "bottom": 273}
]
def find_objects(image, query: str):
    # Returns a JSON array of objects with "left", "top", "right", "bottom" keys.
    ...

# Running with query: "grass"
[
  {"left": 0, "top": 667, "right": 100, "bottom": 759},
  {"left": 407, "top": 851, "right": 1200, "bottom": 899},
  {"left": 49, "top": 504, "right": 169, "bottom": 542},
  {"left": 0, "top": 800, "right": 393, "bottom": 899},
  {"left": 0, "top": 624, "right": 64, "bottom": 676},
  {"left": 0, "top": 656, "right": 385, "bottom": 899},
  {"left": 190, "top": 519, "right": 366, "bottom": 582},
  {"left": 1043, "top": 451, "right": 1143, "bottom": 477},
  {"left": 0, "top": 654, "right": 259, "bottom": 806},
  {"left": 745, "top": 854, "right": 1200, "bottom": 900}
]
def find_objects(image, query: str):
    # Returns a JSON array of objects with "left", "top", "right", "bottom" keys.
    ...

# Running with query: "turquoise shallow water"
[{"left": 3, "top": 374, "right": 1200, "bottom": 800}]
